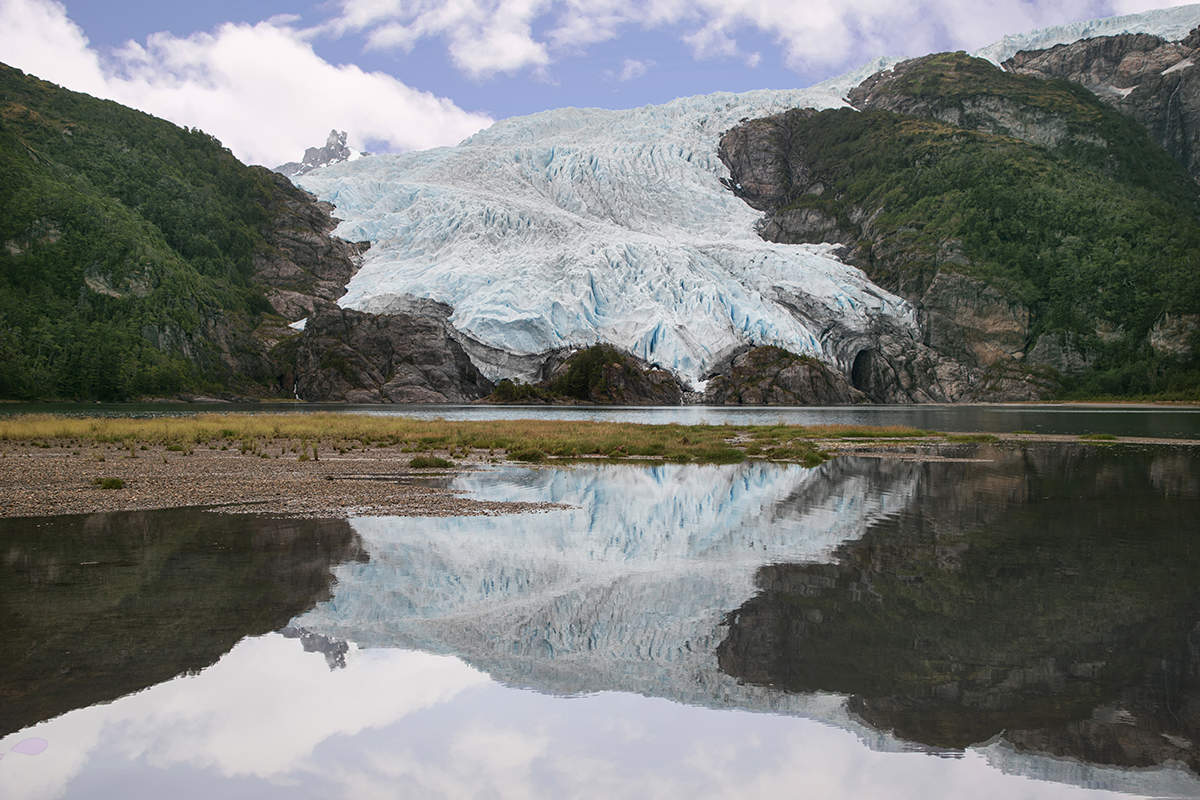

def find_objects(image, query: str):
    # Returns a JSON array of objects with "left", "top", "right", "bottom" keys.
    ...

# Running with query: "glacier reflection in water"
[{"left": 295, "top": 460, "right": 915, "bottom": 707}]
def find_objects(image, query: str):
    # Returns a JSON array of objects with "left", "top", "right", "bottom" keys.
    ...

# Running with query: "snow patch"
[
  {"left": 289, "top": 317, "right": 307, "bottom": 331},
  {"left": 1163, "top": 58, "right": 1195, "bottom": 76}
]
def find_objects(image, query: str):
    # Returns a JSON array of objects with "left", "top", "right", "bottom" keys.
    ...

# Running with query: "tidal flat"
[{"left": 1, "top": 412, "right": 1197, "bottom": 518}]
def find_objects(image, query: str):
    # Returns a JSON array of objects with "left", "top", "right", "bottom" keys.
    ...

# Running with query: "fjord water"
[{"left": 2, "top": 444, "right": 1200, "bottom": 798}]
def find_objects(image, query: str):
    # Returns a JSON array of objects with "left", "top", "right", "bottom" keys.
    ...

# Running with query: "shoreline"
[{"left": 2, "top": 414, "right": 1197, "bottom": 519}]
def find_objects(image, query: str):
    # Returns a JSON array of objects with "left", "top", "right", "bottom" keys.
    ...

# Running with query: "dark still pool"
[{"left": 2, "top": 443, "right": 1199, "bottom": 799}]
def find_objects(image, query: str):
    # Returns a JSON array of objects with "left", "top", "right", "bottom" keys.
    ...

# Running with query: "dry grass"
[{"left": 0, "top": 413, "right": 938, "bottom": 465}]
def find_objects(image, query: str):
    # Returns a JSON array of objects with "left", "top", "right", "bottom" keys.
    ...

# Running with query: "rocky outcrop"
[
  {"left": 254, "top": 172, "right": 369, "bottom": 321},
  {"left": 490, "top": 344, "right": 686, "bottom": 405},
  {"left": 274, "top": 129, "right": 358, "bottom": 179},
  {"left": 1149, "top": 312, "right": 1200, "bottom": 357},
  {"left": 1005, "top": 27, "right": 1200, "bottom": 181},
  {"left": 293, "top": 300, "right": 494, "bottom": 403},
  {"left": 848, "top": 53, "right": 1108, "bottom": 152},
  {"left": 703, "top": 346, "right": 866, "bottom": 405}
]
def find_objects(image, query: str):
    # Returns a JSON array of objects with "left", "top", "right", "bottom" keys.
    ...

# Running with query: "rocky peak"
[
  {"left": 273, "top": 129, "right": 358, "bottom": 179},
  {"left": 846, "top": 52, "right": 1110, "bottom": 152},
  {"left": 1004, "top": 25, "right": 1200, "bottom": 181}
]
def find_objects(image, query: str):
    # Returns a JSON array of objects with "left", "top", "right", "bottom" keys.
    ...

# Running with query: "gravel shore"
[
  {"left": 3, "top": 431, "right": 1195, "bottom": 520},
  {"left": 0, "top": 440, "right": 561, "bottom": 519}
]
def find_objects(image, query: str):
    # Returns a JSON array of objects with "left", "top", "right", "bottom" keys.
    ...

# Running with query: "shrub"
[{"left": 410, "top": 455, "right": 454, "bottom": 469}]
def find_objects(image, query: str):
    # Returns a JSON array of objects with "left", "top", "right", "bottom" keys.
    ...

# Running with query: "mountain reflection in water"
[
  {"left": 718, "top": 444, "right": 1200, "bottom": 770},
  {"left": 0, "top": 509, "right": 365, "bottom": 736}
]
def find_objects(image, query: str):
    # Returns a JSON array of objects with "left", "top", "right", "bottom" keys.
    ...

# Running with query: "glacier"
[
  {"left": 296, "top": 5, "right": 1200, "bottom": 386},
  {"left": 297, "top": 78, "right": 914, "bottom": 385}
]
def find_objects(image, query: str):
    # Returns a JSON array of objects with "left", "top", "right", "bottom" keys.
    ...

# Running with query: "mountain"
[
  {"left": 274, "top": 129, "right": 363, "bottom": 179},
  {"left": 1005, "top": 27, "right": 1200, "bottom": 182},
  {"left": 0, "top": 64, "right": 363, "bottom": 399},
  {"left": 723, "top": 50, "right": 1200, "bottom": 399},
  {"left": 297, "top": 7, "right": 1200, "bottom": 401},
  {"left": 3, "top": 6, "right": 1199, "bottom": 402}
]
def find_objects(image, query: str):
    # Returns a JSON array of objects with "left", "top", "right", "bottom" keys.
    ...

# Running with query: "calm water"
[
  {"left": 2, "top": 444, "right": 1199, "bottom": 798},
  {"left": 3, "top": 401, "right": 1200, "bottom": 438}
]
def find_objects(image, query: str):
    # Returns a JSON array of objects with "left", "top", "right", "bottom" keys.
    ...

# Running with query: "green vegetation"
[
  {"left": 1079, "top": 432, "right": 1118, "bottom": 441},
  {"left": 945, "top": 433, "right": 999, "bottom": 443},
  {"left": 0, "top": 64, "right": 294, "bottom": 400},
  {"left": 409, "top": 455, "right": 454, "bottom": 469},
  {"left": 91, "top": 477, "right": 125, "bottom": 490},
  {"left": 489, "top": 345, "right": 672, "bottom": 404},
  {"left": 780, "top": 54, "right": 1200, "bottom": 396},
  {"left": 547, "top": 344, "right": 625, "bottom": 401}
]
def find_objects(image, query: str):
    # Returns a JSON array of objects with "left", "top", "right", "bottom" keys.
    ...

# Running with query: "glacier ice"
[
  {"left": 297, "top": 83, "right": 915, "bottom": 385},
  {"left": 296, "top": 5, "right": 1200, "bottom": 385}
]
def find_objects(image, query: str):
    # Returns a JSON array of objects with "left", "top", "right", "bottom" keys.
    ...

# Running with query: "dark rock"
[
  {"left": 1005, "top": 27, "right": 1200, "bottom": 181},
  {"left": 920, "top": 271, "right": 1029, "bottom": 368},
  {"left": 274, "top": 129, "right": 357, "bottom": 179},
  {"left": 703, "top": 346, "right": 866, "bottom": 405},
  {"left": 254, "top": 172, "right": 368, "bottom": 321},
  {"left": 293, "top": 301, "right": 494, "bottom": 403},
  {"left": 491, "top": 344, "right": 685, "bottom": 405}
]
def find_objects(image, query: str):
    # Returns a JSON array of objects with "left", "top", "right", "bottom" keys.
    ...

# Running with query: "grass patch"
[
  {"left": 92, "top": 477, "right": 125, "bottom": 490},
  {"left": 0, "top": 413, "right": 989, "bottom": 467},
  {"left": 945, "top": 433, "right": 999, "bottom": 443},
  {"left": 1079, "top": 433, "right": 1119, "bottom": 441},
  {"left": 409, "top": 455, "right": 454, "bottom": 469}
]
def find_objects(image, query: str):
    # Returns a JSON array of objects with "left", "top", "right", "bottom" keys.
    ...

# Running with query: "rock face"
[
  {"left": 1005, "top": 27, "right": 1200, "bottom": 182},
  {"left": 847, "top": 53, "right": 1109, "bottom": 152},
  {"left": 274, "top": 130, "right": 357, "bottom": 179},
  {"left": 718, "top": 109, "right": 1050, "bottom": 403},
  {"left": 703, "top": 346, "right": 866, "bottom": 405},
  {"left": 293, "top": 299, "right": 494, "bottom": 403},
  {"left": 255, "top": 172, "right": 369, "bottom": 321}
]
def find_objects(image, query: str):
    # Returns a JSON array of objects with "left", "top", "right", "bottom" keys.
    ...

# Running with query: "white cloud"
[
  {"left": 325, "top": 0, "right": 1170, "bottom": 79},
  {"left": 0, "top": 0, "right": 493, "bottom": 166},
  {"left": 618, "top": 57, "right": 653, "bottom": 81}
]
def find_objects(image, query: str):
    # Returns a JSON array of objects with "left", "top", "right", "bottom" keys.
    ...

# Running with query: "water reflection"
[
  {"left": 0, "top": 510, "right": 365, "bottom": 737},
  {"left": 295, "top": 460, "right": 916, "bottom": 707},
  {"left": 2, "top": 448, "right": 1200, "bottom": 798},
  {"left": 718, "top": 444, "right": 1200, "bottom": 774}
]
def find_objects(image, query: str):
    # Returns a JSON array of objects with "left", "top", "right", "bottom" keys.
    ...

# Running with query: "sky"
[{"left": 0, "top": 0, "right": 1195, "bottom": 167}]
